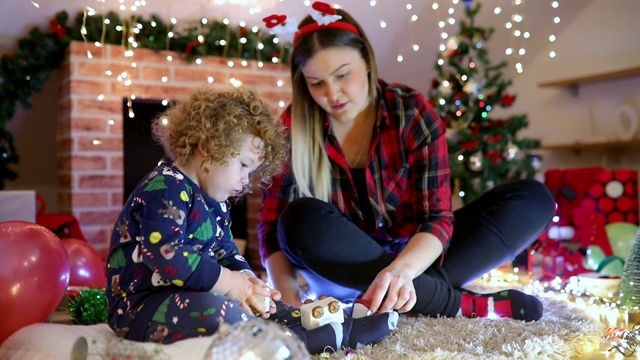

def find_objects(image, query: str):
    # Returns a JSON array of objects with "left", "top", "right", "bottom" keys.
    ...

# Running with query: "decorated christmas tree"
[
  {"left": 619, "top": 229, "right": 640, "bottom": 313},
  {"left": 428, "top": 3, "right": 540, "bottom": 205}
]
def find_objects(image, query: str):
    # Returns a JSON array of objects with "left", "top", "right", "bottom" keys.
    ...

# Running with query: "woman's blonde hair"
[
  {"left": 152, "top": 87, "right": 288, "bottom": 189},
  {"left": 289, "top": 8, "right": 378, "bottom": 201}
]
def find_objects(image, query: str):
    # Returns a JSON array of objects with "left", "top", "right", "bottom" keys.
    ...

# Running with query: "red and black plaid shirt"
[{"left": 258, "top": 79, "right": 453, "bottom": 261}]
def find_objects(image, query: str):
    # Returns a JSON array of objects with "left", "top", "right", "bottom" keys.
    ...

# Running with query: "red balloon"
[
  {"left": 61, "top": 238, "right": 106, "bottom": 289},
  {"left": 0, "top": 221, "right": 70, "bottom": 343}
]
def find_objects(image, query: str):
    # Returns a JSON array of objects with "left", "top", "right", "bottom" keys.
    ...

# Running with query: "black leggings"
[{"left": 277, "top": 179, "right": 555, "bottom": 317}]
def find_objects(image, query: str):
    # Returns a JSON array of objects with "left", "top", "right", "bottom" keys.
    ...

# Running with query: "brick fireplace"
[{"left": 57, "top": 41, "right": 291, "bottom": 267}]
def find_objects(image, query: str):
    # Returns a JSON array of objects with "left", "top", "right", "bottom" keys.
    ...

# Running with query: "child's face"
[{"left": 200, "top": 134, "right": 264, "bottom": 202}]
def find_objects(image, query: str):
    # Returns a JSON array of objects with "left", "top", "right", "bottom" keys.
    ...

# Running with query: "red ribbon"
[
  {"left": 50, "top": 19, "right": 67, "bottom": 39},
  {"left": 184, "top": 40, "right": 201, "bottom": 55}
]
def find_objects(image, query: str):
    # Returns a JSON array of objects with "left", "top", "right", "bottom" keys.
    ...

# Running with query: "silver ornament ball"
[{"left": 204, "top": 318, "right": 310, "bottom": 360}]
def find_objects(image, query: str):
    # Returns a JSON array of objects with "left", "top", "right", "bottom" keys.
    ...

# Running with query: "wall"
[
  {"left": 54, "top": 41, "right": 291, "bottom": 261},
  {"left": 505, "top": 0, "right": 640, "bottom": 175}
]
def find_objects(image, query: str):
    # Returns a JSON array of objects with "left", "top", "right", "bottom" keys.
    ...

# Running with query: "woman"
[{"left": 258, "top": 2, "right": 555, "bottom": 322}]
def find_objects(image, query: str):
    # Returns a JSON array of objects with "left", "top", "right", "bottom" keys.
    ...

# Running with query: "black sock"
[
  {"left": 344, "top": 311, "right": 399, "bottom": 349},
  {"left": 459, "top": 289, "right": 543, "bottom": 321},
  {"left": 292, "top": 311, "right": 398, "bottom": 354}
]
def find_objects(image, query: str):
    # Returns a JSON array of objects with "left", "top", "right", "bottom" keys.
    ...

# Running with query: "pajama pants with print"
[{"left": 122, "top": 291, "right": 303, "bottom": 345}]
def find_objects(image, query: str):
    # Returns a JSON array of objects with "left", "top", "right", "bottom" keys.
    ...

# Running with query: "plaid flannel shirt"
[{"left": 258, "top": 79, "right": 453, "bottom": 262}]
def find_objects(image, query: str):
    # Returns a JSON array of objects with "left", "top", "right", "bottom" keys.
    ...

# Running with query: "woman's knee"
[
  {"left": 279, "top": 197, "right": 327, "bottom": 229},
  {"left": 278, "top": 197, "right": 329, "bottom": 249},
  {"left": 518, "top": 179, "right": 555, "bottom": 218}
]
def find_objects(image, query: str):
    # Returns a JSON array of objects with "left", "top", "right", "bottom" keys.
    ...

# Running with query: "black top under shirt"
[{"left": 351, "top": 168, "right": 376, "bottom": 231}]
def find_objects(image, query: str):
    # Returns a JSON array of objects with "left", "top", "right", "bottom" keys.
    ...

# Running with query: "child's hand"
[
  {"left": 243, "top": 273, "right": 281, "bottom": 318},
  {"left": 213, "top": 269, "right": 270, "bottom": 316}
]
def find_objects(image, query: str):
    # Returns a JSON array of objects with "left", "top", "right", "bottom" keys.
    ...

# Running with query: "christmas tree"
[
  {"left": 427, "top": 3, "right": 540, "bottom": 205},
  {"left": 619, "top": 229, "right": 640, "bottom": 313}
]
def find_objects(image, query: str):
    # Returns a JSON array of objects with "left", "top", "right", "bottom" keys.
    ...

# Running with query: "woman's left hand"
[{"left": 361, "top": 265, "right": 417, "bottom": 314}]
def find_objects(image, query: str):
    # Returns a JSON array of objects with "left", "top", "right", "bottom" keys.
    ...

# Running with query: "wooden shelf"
[
  {"left": 540, "top": 139, "right": 640, "bottom": 151},
  {"left": 538, "top": 65, "right": 640, "bottom": 88}
]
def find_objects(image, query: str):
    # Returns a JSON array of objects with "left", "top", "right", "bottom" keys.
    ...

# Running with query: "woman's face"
[{"left": 301, "top": 46, "right": 371, "bottom": 124}]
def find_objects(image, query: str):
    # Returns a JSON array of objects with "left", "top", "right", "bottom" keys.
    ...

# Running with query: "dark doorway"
[{"left": 122, "top": 98, "right": 171, "bottom": 201}]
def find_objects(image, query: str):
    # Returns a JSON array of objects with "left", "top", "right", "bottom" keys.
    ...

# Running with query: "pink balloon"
[
  {"left": 0, "top": 221, "right": 70, "bottom": 343},
  {"left": 61, "top": 238, "right": 106, "bottom": 289}
]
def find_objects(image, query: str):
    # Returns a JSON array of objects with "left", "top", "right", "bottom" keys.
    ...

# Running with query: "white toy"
[
  {"left": 300, "top": 296, "right": 344, "bottom": 330},
  {"left": 252, "top": 294, "right": 272, "bottom": 315}
]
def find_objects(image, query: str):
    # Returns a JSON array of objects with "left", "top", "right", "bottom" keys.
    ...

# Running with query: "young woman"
[
  {"left": 259, "top": 3, "right": 555, "bottom": 322},
  {"left": 105, "top": 87, "right": 397, "bottom": 354}
]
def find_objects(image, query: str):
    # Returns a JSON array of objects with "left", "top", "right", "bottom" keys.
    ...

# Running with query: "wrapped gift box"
[{"left": 0, "top": 190, "right": 36, "bottom": 223}]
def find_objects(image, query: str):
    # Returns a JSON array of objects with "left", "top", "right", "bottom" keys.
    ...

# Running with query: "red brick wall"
[{"left": 58, "top": 41, "right": 291, "bottom": 267}]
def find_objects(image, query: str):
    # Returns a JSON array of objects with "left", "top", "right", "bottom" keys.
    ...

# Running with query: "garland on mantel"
[{"left": 0, "top": 10, "right": 290, "bottom": 189}]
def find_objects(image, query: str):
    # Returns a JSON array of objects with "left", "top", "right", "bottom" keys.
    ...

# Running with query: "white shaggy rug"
[
  {"left": 0, "top": 292, "right": 606, "bottom": 360},
  {"left": 317, "top": 291, "right": 606, "bottom": 360}
]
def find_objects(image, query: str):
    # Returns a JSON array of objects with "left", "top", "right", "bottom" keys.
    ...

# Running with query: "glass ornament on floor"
[{"left": 204, "top": 318, "right": 310, "bottom": 360}]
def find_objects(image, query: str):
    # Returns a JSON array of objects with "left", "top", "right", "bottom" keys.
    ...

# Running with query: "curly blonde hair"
[{"left": 152, "top": 87, "right": 288, "bottom": 187}]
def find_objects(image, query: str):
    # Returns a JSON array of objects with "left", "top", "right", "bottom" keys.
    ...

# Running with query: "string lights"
[
  {"left": 548, "top": 0, "right": 560, "bottom": 58},
  {"left": 71, "top": 0, "right": 291, "bottom": 126},
  {"left": 431, "top": 0, "right": 562, "bottom": 75},
  {"left": 35, "top": 0, "right": 565, "bottom": 146},
  {"left": 481, "top": 268, "right": 640, "bottom": 357},
  {"left": 394, "top": 3, "right": 421, "bottom": 64},
  {"left": 503, "top": 0, "right": 531, "bottom": 74}
]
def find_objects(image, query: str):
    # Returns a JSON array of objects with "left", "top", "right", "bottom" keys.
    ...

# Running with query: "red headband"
[
  {"left": 293, "top": 21, "right": 360, "bottom": 45},
  {"left": 263, "top": 1, "right": 361, "bottom": 46}
]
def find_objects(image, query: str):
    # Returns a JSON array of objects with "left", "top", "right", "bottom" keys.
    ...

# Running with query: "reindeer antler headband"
[{"left": 262, "top": 1, "right": 360, "bottom": 45}]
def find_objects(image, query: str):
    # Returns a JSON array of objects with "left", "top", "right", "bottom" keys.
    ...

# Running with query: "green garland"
[
  {"left": 0, "top": 10, "right": 290, "bottom": 189},
  {"left": 68, "top": 288, "right": 108, "bottom": 325}
]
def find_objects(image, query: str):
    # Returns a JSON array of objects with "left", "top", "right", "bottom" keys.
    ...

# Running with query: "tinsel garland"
[
  {"left": 0, "top": 9, "right": 290, "bottom": 189},
  {"left": 605, "top": 324, "right": 640, "bottom": 356},
  {"left": 67, "top": 288, "right": 108, "bottom": 325}
]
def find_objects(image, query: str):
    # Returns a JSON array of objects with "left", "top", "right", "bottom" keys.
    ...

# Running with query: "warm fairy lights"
[
  {"left": 503, "top": 0, "right": 530, "bottom": 73},
  {"left": 548, "top": 1, "right": 560, "bottom": 58},
  {"left": 481, "top": 268, "right": 640, "bottom": 358},
  {"left": 34, "top": 0, "right": 561, "bottom": 145}
]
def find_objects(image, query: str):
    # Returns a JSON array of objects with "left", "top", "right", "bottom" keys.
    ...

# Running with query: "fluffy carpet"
[{"left": 318, "top": 290, "right": 606, "bottom": 359}]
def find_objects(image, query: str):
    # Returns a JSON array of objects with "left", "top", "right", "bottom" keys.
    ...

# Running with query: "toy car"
[{"left": 300, "top": 296, "right": 344, "bottom": 330}]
